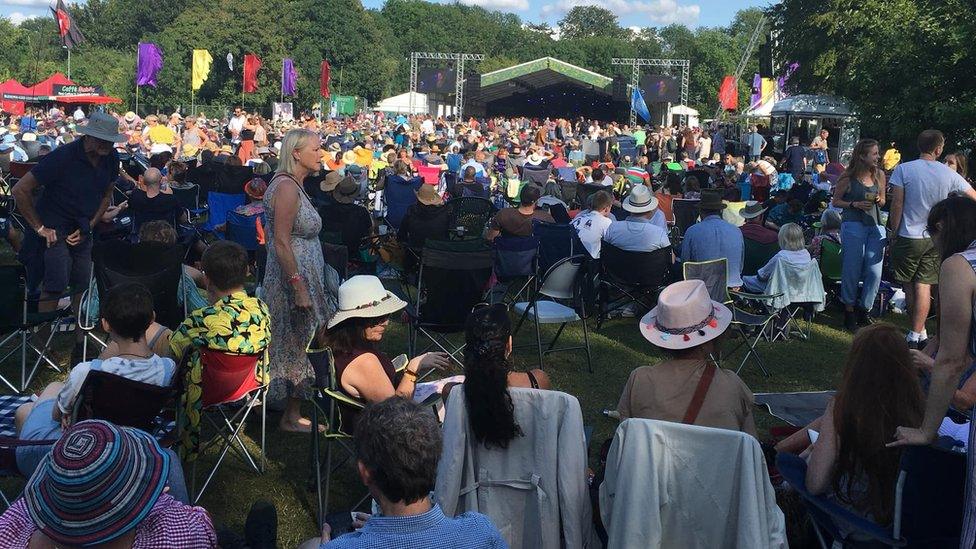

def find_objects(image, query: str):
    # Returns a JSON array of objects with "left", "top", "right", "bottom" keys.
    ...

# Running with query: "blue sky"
[{"left": 2, "top": 0, "right": 767, "bottom": 28}]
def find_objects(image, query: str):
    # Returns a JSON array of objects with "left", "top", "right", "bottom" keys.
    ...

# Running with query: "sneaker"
[
  {"left": 856, "top": 308, "right": 874, "bottom": 327},
  {"left": 843, "top": 310, "right": 857, "bottom": 332}
]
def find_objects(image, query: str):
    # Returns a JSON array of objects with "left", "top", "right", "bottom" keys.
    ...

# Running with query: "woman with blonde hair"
[
  {"left": 263, "top": 129, "right": 340, "bottom": 432},
  {"left": 742, "top": 223, "right": 812, "bottom": 293}
]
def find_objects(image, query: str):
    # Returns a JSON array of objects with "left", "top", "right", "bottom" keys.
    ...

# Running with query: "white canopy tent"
[
  {"left": 372, "top": 91, "right": 429, "bottom": 115},
  {"left": 669, "top": 105, "right": 700, "bottom": 127}
]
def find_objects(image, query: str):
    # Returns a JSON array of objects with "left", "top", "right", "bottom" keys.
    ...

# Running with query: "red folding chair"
[
  {"left": 410, "top": 158, "right": 425, "bottom": 173},
  {"left": 191, "top": 348, "right": 267, "bottom": 503},
  {"left": 750, "top": 174, "right": 771, "bottom": 203},
  {"left": 417, "top": 165, "right": 442, "bottom": 186}
]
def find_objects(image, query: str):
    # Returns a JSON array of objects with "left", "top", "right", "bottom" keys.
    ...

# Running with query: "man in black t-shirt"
[
  {"left": 782, "top": 136, "right": 808, "bottom": 184},
  {"left": 127, "top": 168, "right": 183, "bottom": 233}
]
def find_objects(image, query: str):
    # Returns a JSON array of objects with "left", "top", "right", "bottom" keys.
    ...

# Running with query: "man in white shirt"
[
  {"left": 605, "top": 185, "right": 671, "bottom": 253},
  {"left": 889, "top": 129, "right": 976, "bottom": 347},
  {"left": 228, "top": 106, "right": 247, "bottom": 145},
  {"left": 571, "top": 190, "right": 615, "bottom": 259}
]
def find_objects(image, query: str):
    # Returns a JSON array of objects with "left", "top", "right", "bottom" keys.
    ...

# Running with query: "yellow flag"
[
  {"left": 760, "top": 77, "right": 777, "bottom": 104},
  {"left": 191, "top": 49, "right": 213, "bottom": 91}
]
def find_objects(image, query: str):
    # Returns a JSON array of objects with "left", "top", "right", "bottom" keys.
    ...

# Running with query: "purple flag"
[
  {"left": 282, "top": 58, "right": 298, "bottom": 96},
  {"left": 136, "top": 42, "right": 164, "bottom": 87}
]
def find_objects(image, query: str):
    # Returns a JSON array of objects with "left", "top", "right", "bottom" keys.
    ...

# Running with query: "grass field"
[{"left": 0, "top": 289, "right": 888, "bottom": 547}]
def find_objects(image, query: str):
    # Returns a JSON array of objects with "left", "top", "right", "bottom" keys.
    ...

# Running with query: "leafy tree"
[{"left": 558, "top": 6, "right": 628, "bottom": 40}]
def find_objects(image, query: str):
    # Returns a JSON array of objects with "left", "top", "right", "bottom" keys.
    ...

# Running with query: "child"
[
  {"left": 571, "top": 190, "right": 615, "bottom": 259},
  {"left": 14, "top": 282, "right": 176, "bottom": 476}
]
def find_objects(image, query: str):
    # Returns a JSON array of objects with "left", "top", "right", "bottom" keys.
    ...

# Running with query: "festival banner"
[
  {"left": 243, "top": 54, "right": 262, "bottom": 93},
  {"left": 320, "top": 60, "right": 331, "bottom": 98},
  {"left": 191, "top": 49, "right": 213, "bottom": 91},
  {"left": 718, "top": 75, "right": 737, "bottom": 111},
  {"left": 50, "top": 0, "right": 84, "bottom": 49},
  {"left": 281, "top": 58, "right": 298, "bottom": 97},
  {"left": 136, "top": 42, "right": 164, "bottom": 88},
  {"left": 631, "top": 87, "right": 651, "bottom": 123}
]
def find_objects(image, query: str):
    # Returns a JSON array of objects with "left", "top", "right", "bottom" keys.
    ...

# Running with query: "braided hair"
[{"left": 463, "top": 306, "right": 523, "bottom": 449}]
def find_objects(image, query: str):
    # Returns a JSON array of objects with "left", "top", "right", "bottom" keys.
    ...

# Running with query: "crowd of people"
[{"left": 0, "top": 102, "right": 974, "bottom": 548}]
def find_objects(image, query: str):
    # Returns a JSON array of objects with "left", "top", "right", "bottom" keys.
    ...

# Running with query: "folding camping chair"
[
  {"left": 0, "top": 265, "right": 69, "bottom": 393},
  {"left": 819, "top": 239, "right": 842, "bottom": 302},
  {"left": 491, "top": 235, "right": 540, "bottom": 305},
  {"left": 446, "top": 197, "right": 494, "bottom": 239},
  {"left": 190, "top": 348, "right": 268, "bottom": 503},
  {"left": 763, "top": 259, "right": 826, "bottom": 342},
  {"left": 171, "top": 183, "right": 208, "bottom": 222},
  {"left": 777, "top": 444, "right": 965, "bottom": 548},
  {"left": 534, "top": 221, "right": 584, "bottom": 275},
  {"left": 201, "top": 191, "right": 245, "bottom": 233},
  {"left": 407, "top": 239, "right": 494, "bottom": 367},
  {"left": 513, "top": 255, "right": 593, "bottom": 372},
  {"left": 522, "top": 166, "right": 551, "bottom": 187},
  {"left": 226, "top": 209, "right": 262, "bottom": 252},
  {"left": 743, "top": 239, "right": 780, "bottom": 277},
  {"left": 417, "top": 165, "right": 442, "bottom": 186},
  {"left": 72, "top": 370, "right": 177, "bottom": 436},
  {"left": 575, "top": 183, "right": 607, "bottom": 210},
  {"left": 683, "top": 258, "right": 779, "bottom": 376},
  {"left": 672, "top": 198, "right": 700, "bottom": 236},
  {"left": 598, "top": 243, "right": 672, "bottom": 328},
  {"left": 91, "top": 240, "right": 187, "bottom": 330}
]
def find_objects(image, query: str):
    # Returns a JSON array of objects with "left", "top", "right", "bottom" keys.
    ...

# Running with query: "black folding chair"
[
  {"left": 598, "top": 243, "right": 672, "bottom": 328},
  {"left": 672, "top": 198, "right": 700, "bottom": 236},
  {"left": 576, "top": 183, "right": 608, "bottom": 210},
  {"left": 446, "top": 197, "right": 495, "bottom": 240},
  {"left": 73, "top": 370, "right": 177, "bottom": 437},
  {"left": 407, "top": 239, "right": 493, "bottom": 367},
  {"left": 491, "top": 235, "right": 540, "bottom": 305},
  {"left": 534, "top": 221, "right": 585, "bottom": 275},
  {"left": 92, "top": 240, "right": 187, "bottom": 331},
  {"left": 522, "top": 166, "right": 551, "bottom": 186}
]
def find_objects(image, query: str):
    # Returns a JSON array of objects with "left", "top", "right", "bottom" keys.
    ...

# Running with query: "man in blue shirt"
[
  {"left": 679, "top": 189, "right": 745, "bottom": 288},
  {"left": 306, "top": 397, "right": 506, "bottom": 549},
  {"left": 745, "top": 125, "right": 767, "bottom": 162},
  {"left": 782, "top": 136, "right": 807, "bottom": 184},
  {"left": 712, "top": 126, "right": 727, "bottom": 157},
  {"left": 12, "top": 112, "right": 122, "bottom": 365}
]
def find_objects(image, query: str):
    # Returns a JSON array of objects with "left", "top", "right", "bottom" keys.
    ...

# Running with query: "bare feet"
[{"left": 278, "top": 416, "right": 325, "bottom": 433}]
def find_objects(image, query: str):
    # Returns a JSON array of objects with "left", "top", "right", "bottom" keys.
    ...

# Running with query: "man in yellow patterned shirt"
[{"left": 170, "top": 241, "right": 270, "bottom": 461}]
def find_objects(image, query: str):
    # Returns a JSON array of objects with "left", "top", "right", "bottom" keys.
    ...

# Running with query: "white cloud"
[
  {"left": 541, "top": 0, "right": 700, "bottom": 26},
  {"left": 0, "top": 0, "right": 52, "bottom": 7},
  {"left": 7, "top": 10, "right": 39, "bottom": 25},
  {"left": 455, "top": 0, "right": 529, "bottom": 11}
]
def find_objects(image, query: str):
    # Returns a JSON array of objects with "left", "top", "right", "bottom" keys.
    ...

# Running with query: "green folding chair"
[{"left": 742, "top": 239, "right": 780, "bottom": 277}]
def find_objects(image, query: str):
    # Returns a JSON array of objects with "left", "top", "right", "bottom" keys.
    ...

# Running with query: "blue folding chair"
[
  {"left": 226, "top": 210, "right": 261, "bottom": 251},
  {"left": 533, "top": 221, "right": 584, "bottom": 275},
  {"left": 202, "top": 192, "right": 245, "bottom": 233},
  {"left": 776, "top": 444, "right": 965, "bottom": 548},
  {"left": 555, "top": 167, "right": 577, "bottom": 183}
]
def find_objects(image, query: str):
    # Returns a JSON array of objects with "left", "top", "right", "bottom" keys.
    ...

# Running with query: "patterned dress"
[{"left": 263, "top": 173, "right": 339, "bottom": 403}]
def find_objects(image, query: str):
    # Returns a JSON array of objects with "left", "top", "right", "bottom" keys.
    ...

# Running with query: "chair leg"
[
  {"left": 580, "top": 317, "right": 593, "bottom": 373},
  {"left": 544, "top": 323, "right": 568, "bottom": 353},
  {"left": 260, "top": 390, "right": 266, "bottom": 473},
  {"left": 323, "top": 437, "right": 334, "bottom": 525},
  {"left": 311, "top": 402, "right": 323, "bottom": 528},
  {"left": 533, "top": 305, "right": 544, "bottom": 369}
]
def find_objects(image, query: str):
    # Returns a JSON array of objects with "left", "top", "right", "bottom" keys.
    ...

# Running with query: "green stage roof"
[{"left": 479, "top": 57, "right": 613, "bottom": 103}]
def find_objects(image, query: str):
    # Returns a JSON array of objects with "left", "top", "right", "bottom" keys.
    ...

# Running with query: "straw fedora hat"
[
  {"left": 77, "top": 112, "right": 126, "bottom": 143},
  {"left": 327, "top": 275, "right": 407, "bottom": 329},
  {"left": 320, "top": 170, "right": 343, "bottom": 193},
  {"left": 416, "top": 184, "right": 444, "bottom": 206},
  {"left": 622, "top": 184, "right": 658, "bottom": 214},
  {"left": 341, "top": 150, "right": 357, "bottom": 165},
  {"left": 739, "top": 201, "right": 767, "bottom": 220},
  {"left": 639, "top": 280, "right": 732, "bottom": 350}
]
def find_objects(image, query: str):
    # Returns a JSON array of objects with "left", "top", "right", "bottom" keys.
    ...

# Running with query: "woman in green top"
[{"left": 832, "top": 139, "right": 886, "bottom": 331}]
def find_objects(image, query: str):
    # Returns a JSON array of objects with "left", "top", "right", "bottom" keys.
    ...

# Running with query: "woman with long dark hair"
[
  {"left": 806, "top": 324, "right": 924, "bottom": 525},
  {"left": 890, "top": 195, "right": 976, "bottom": 547},
  {"left": 831, "top": 138, "right": 886, "bottom": 330},
  {"left": 462, "top": 304, "right": 550, "bottom": 449}
]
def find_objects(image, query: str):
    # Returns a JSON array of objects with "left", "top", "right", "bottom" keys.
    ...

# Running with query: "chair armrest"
[{"left": 730, "top": 289, "right": 784, "bottom": 301}]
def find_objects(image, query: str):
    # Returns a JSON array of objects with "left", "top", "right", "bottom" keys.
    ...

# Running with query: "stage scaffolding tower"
[
  {"left": 611, "top": 58, "right": 690, "bottom": 127},
  {"left": 409, "top": 52, "right": 486, "bottom": 119}
]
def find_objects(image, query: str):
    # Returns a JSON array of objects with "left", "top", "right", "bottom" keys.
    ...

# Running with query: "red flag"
[
  {"left": 718, "top": 75, "right": 738, "bottom": 111},
  {"left": 243, "top": 54, "right": 262, "bottom": 93},
  {"left": 50, "top": 0, "right": 85, "bottom": 49},
  {"left": 320, "top": 60, "right": 331, "bottom": 98}
]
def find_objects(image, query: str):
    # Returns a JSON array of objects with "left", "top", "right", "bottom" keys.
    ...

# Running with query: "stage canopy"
[
  {"left": 475, "top": 57, "right": 623, "bottom": 119},
  {"left": 1, "top": 73, "right": 122, "bottom": 111},
  {"left": 0, "top": 79, "right": 31, "bottom": 115}
]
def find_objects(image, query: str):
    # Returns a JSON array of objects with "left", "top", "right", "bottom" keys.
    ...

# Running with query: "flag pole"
[
  {"left": 66, "top": 46, "right": 71, "bottom": 80},
  {"left": 134, "top": 45, "right": 139, "bottom": 115}
]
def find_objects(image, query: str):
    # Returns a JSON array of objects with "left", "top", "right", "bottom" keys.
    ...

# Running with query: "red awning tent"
[{"left": 1, "top": 72, "right": 122, "bottom": 113}]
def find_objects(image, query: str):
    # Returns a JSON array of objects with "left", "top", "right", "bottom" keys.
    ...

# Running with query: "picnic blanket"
[
  {"left": 0, "top": 395, "right": 32, "bottom": 438},
  {"left": 754, "top": 391, "right": 835, "bottom": 427}
]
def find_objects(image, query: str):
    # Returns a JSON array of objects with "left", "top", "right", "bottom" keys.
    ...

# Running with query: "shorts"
[
  {"left": 891, "top": 237, "right": 941, "bottom": 285},
  {"left": 42, "top": 235, "right": 93, "bottom": 295},
  {"left": 15, "top": 398, "right": 61, "bottom": 477}
]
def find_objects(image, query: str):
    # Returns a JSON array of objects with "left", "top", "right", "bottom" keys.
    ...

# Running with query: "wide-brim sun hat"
[
  {"left": 416, "top": 184, "right": 444, "bottom": 206},
  {"left": 320, "top": 170, "right": 343, "bottom": 192},
  {"left": 639, "top": 279, "right": 732, "bottom": 350},
  {"left": 24, "top": 420, "right": 170, "bottom": 547},
  {"left": 333, "top": 175, "right": 360, "bottom": 204},
  {"left": 740, "top": 201, "right": 767, "bottom": 219},
  {"left": 77, "top": 111, "right": 127, "bottom": 143},
  {"left": 327, "top": 275, "right": 407, "bottom": 329},
  {"left": 623, "top": 184, "right": 659, "bottom": 214}
]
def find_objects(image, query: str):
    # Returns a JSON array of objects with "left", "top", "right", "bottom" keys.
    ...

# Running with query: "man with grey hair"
[
  {"left": 127, "top": 167, "right": 183, "bottom": 234},
  {"left": 304, "top": 397, "right": 505, "bottom": 548},
  {"left": 745, "top": 125, "right": 766, "bottom": 162}
]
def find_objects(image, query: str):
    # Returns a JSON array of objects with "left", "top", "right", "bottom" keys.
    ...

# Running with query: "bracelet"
[
  {"left": 287, "top": 273, "right": 302, "bottom": 285},
  {"left": 403, "top": 369, "right": 419, "bottom": 380}
]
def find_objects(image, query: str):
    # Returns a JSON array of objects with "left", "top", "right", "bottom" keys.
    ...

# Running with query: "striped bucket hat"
[{"left": 23, "top": 420, "right": 170, "bottom": 547}]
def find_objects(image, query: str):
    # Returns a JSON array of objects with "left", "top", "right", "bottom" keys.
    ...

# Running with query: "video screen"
[{"left": 640, "top": 75, "right": 680, "bottom": 103}]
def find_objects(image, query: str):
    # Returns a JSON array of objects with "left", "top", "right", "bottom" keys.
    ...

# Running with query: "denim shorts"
[{"left": 15, "top": 398, "right": 61, "bottom": 477}]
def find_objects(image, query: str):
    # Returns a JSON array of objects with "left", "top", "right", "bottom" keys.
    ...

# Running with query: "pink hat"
[{"left": 639, "top": 280, "right": 732, "bottom": 350}]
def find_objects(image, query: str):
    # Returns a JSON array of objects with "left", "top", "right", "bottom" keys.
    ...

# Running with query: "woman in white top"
[{"left": 742, "top": 223, "right": 811, "bottom": 293}]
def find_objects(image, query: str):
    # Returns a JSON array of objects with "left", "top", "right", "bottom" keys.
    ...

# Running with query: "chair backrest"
[
  {"left": 171, "top": 183, "right": 200, "bottom": 211},
  {"left": 75, "top": 370, "right": 174, "bottom": 432},
  {"left": 493, "top": 235, "right": 540, "bottom": 281},
  {"left": 417, "top": 165, "right": 442, "bottom": 186},
  {"left": 765, "top": 259, "right": 826, "bottom": 311},
  {"left": 555, "top": 167, "right": 577, "bottom": 183},
  {"left": 8, "top": 161, "right": 35, "bottom": 179},
  {"left": 539, "top": 255, "right": 584, "bottom": 300},
  {"left": 672, "top": 198, "right": 700, "bottom": 235},
  {"left": 533, "top": 221, "right": 584, "bottom": 274},
  {"left": 742, "top": 239, "right": 780, "bottom": 277},
  {"left": 320, "top": 202, "right": 373, "bottom": 258},
  {"left": 203, "top": 192, "right": 246, "bottom": 232},
  {"left": 522, "top": 167, "right": 551, "bottom": 186},
  {"left": 417, "top": 239, "right": 494, "bottom": 330},
  {"left": 198, "top": 348, "right": 263, "bottom": 407},
  {"left": 226, "top": 210, "right": 260, "bottom": 251},
  {"left": 898, "top": 444, "right": 966, "bottom": 543},
  {"left": 320, "top": 239, "right": 349, "bottom": 281},
  {"left": 0, "top": 264, "right": 26, "bottom": 330},
  {"left": 820, "top": 239, "right": 842, "bottom": 281},
  {"left": 601, "top": 243, "right": 672, "bottom": 288},
  {"left": 446, "top": 197, "right": 494, "bottom": 238},
  {"left": 682, "top": 258, "right": 730, "bottom": 303},
  {"left": 384, "top": 175, "right": 422, "bottom": 229},
  {"left": 411, "top": 158, "right": 425, "bottom": 172},
  {"left": 92, "top": 240, "right": 186, "bottom": 330},
  {"left": 581, "top": 139, "right": 600, "bottom": 157}
]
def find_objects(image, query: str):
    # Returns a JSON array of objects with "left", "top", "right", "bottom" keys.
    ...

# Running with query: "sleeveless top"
[
  {"left": 957, "top": 242, "right": 976, "bottom": 549},
  {"left": 333, "top": 349, "right": 399, "bottom": 434},
  {"left": 841, "top": 176, "right": 881, "bottom": 226}
]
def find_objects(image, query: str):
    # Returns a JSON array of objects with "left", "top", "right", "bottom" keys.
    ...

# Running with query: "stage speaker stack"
[
  {"left": 759, "top": 39, "right": 774, "bottom": 78},
  {"left": 463, "top": 73, "right": 482, "bottom": 117},
  {"left": 612, "top": 76, "right": 629, "bottom": 102}
]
